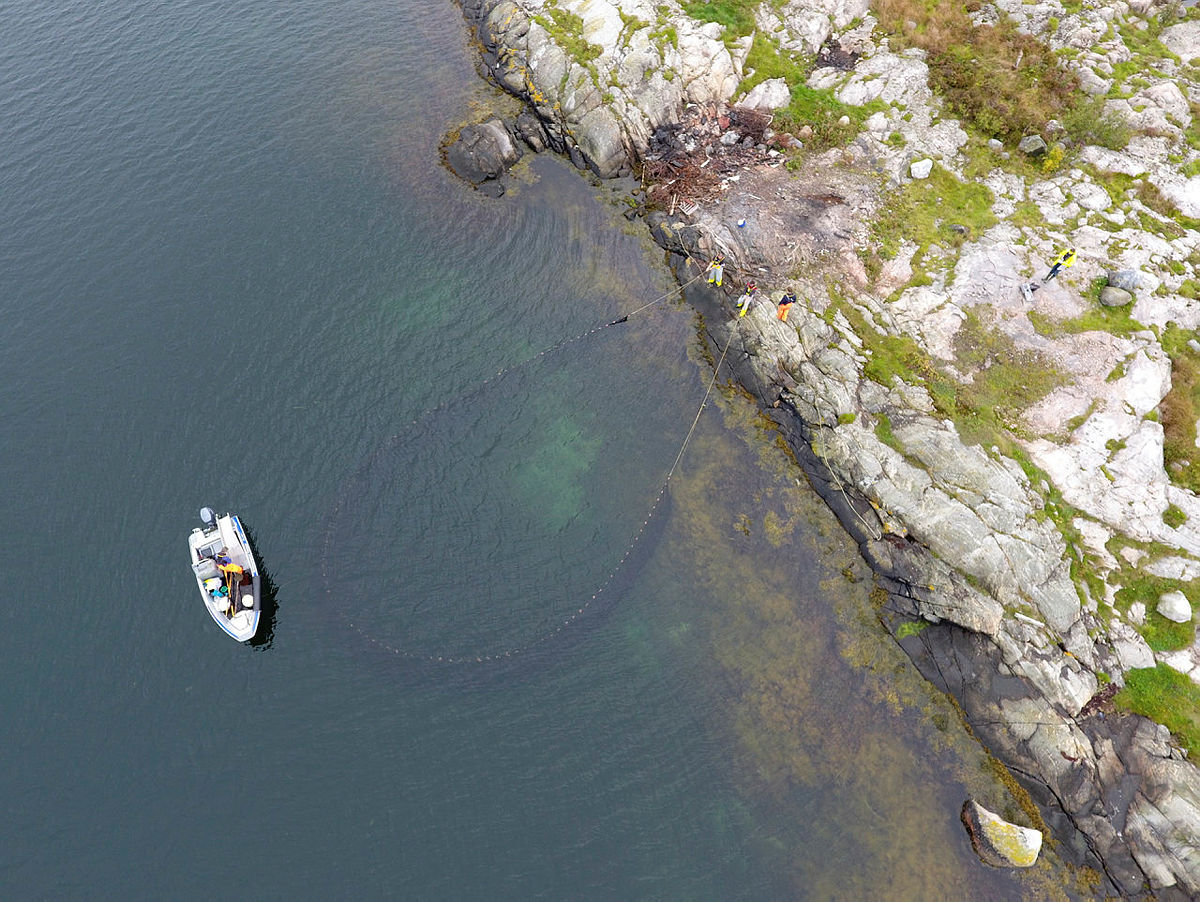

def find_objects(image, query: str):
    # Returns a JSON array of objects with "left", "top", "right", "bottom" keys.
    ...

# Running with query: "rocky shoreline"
[{"left": 450, "top": 0, "right": 1200, "bottom": 894}]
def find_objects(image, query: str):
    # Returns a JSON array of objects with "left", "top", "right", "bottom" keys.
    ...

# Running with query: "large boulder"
[
  {"left": 1158, "top": 590, "right": 1192, "bottom": 624},
  {"left": 445, "top": 119, "right": 521, "bottom": 184},
  {"left": 1099, "top": 286, "right": 1134, "bottom": 307},
  {"left": 1107, "top": 269, "right": 1142, "bottom": 292},
  {"left": 1162, "top": 21, "right": 1200, "bottom": 63},
  {"left": 739, "top": 77, "right": 791, "bottom": 112},
  {"left": 961, "top": 801, "right": 1042, "bottom": 868}
]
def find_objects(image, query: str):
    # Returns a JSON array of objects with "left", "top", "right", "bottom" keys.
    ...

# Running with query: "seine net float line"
[{"left": 321, "top": 269, "right": 727, "bottom": 669}]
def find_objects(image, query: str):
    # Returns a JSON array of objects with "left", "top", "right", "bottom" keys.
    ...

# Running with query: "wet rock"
[
  {"left": 961, "top": 801, "right": 1043, "bottom": 868},
  {"left": 1018, "top": 134, "right": 1048, "bottom": 156},
  {"left": 1099, "top": 286, "right": 1134, "bottom": 307},
  {"left": 514, "top": 111, "right": 549, "bottom": 153},
  {"left": 445, "top": 119, "right": 521, "bottom": 184},
  {"left": 1158, "top": 590, "right": 1192, "bottom": 624}
]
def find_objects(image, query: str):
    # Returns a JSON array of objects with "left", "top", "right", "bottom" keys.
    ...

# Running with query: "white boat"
[{"left": 188, "top": 507, "right": 261, "bottom": 641}]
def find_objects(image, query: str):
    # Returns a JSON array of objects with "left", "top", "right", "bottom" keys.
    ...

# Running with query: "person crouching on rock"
[
  {"left": 736, "top": 280, "right": 758, "bottom": 317},
  {"left": 705, "top": 254, "right": 725, "bottom": 287},
  {"left": 776, "top": 288, "right": 797, "bottom": 322}
]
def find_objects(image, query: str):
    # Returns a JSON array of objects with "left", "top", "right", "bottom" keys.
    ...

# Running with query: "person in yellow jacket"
[
  {"left": 735, "top": 280, "right": 758, "bottom": 317},
  {"left": 705, "top": 254, "right": 725, "bottom": 287},
  {"left": 1030, "top": 248, "right": 1076, "bottom": 294}
]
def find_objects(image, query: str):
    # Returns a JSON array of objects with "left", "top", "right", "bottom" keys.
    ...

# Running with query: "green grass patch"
[
  {"left": 534, "top": 8, "right": 603, "bottom": 67},
  {"left": 738, "top": 34, "right": 879, "bottom": 149},
  {"left": 868, "top": 164, "right": 996, "bottom": 282},
  {"left": 874, "top": 413, "right": 905, "bottom": 453},
  {"left": 1115, "top": 664, "right": 1200, "bottom": 756},
  {"left": 1160, "top": 323, "right": 1200, "bottom": 493},
  {"left": 1027, "top": 294, "right": 1146, "bottom": 339},
  {"left": 1114, "top": 572, "right": 1199, "bottom": 652},
  {"left": 682, "top": 0, "right": 758, "bottom": 40},
  {"left": 896, "top": 619, "right": 929, "bottom": 639},
  {"left": 1060, "top": 96, "right": 1131, "bottom": 150},
  {"left": 1165, "top": 503, "right": 1188, "bottom": 529}
]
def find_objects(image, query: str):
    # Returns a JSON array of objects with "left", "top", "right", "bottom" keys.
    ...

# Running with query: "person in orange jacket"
[{"left": 776, "top": 288, "right": 797, "bottom": 322}]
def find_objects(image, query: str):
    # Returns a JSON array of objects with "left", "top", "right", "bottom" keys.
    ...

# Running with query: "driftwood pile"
[{"left": 640, "top": 105, "right": 784, "bottom": 212}]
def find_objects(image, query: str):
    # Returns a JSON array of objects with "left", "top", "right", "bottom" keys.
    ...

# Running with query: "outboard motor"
[{"left": 199, "top": 506, "right": 218, "bottom": 531}]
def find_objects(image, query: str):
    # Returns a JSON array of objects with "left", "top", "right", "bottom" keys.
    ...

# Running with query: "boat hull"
[{"left": 188, "top": 512, "right": 261, "bottom": 642}]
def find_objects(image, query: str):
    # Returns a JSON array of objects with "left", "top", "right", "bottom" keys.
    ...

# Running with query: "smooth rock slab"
[
  {"left": 739, "top": 77, "right": 791, "bottom": 111},
  {"left": 961, "top": 800, "right": 1042, "bottom": 867}
]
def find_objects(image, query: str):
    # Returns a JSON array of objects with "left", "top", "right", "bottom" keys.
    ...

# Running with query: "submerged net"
[{"left": 320, "top": 311, "right": 685, "bottom": 669}]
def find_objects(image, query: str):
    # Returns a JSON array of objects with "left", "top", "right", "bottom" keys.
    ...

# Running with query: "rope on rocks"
[{"left": 321, "top": 270, "right": 719, "bottom": 669}]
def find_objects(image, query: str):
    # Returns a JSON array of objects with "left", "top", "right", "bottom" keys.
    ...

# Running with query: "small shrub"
[
  {"left": 1061, "top": 96, "right": 1131, "bottom": 149},
  {"left": 896, "top": 620, "right": 929, "bottom": 639},
  {"left": 876, "top": 0, "right": 1079, "bottom": 141}
]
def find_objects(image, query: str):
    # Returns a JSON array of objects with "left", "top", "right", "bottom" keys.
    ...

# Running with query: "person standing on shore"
[{"left": 1029, "top": 248, "right": 1076, "bottom": 294}]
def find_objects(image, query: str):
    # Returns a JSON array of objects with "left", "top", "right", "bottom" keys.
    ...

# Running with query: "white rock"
[
  {"left": 1158, "top": 590, "right": 1192, "bottom": 624},
  {"left": 739, "top": 77, "right": 792, "bottom": 112},
  {"left": 1129, "top": 601, "right": 1147, "bottom": 626},
  {"left": 1110, "top": 619, "right": 1156, "bottom": 670},
  {"left": 1161, "top": 21, "right": 1200, "bottom": 62},
  {"left": 1072, "top": 181, "right": 1112, "bottom": 212},
  {"left": 961, "top": 800, "right": 1043, "bottom": 868},
  {"left": 910, "top": 158, "right": 933, "bottom": 179}
]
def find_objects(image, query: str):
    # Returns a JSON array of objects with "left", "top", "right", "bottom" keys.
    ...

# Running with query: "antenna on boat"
[{"left": 200, "top": 506, "right": 217, "bottom": 530}]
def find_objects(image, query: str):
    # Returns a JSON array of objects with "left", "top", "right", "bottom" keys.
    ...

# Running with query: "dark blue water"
[{"left": 1, "top": 0, "right": 1073, "bottom": 896}]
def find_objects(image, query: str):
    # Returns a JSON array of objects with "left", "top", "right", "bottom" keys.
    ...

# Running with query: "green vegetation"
[
  {"left": 1027, "top": 294, "right": 1146, "bottom": 339},
  {"left": 875, "top": 0, "right": 1077, "bottom": 142},
  {"left": 617, "top": 10, "right": 649, "bottom": 48},
  {"left": 1165, "top": 503, "right": 1188, "bottom": 529},
  {"left": 1159, "top": 324, "right": 1200, "bottom": 493},
  {"left": 1113, "top": 572, "right": 1199, "bottom": 652},
  {"left": 682, "top": 0, "right": 758, "bottom": 39},
  {"left": 896, "top": 619, "right": 929, "bottom": 639},
  {"left": 874, "top": 412, "right": 905, "bottom": 453},
  {"left": 841, "top": 302, "right": 1064, "bottom": 453},
  {"left": 867, "top": 164, "right": 996, "bottom": 283},
  {"left": 533, "top": 7, "right": 603, "bottom": 68},
  {"left": 1115, "top": 664, "right": 1200, "bottom": 757},
  {"left": 1061, "top": 97, "right": 1131, "bottom": 150},
  {"left": 737, "top": 33, "right": 879, "bottom": 149}
]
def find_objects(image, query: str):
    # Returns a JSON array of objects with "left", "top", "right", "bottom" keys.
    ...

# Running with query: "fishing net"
[{"left": 320, "top": 311, "right": 687, "bottom": 668}]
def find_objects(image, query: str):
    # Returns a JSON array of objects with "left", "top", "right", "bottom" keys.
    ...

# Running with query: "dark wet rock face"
[{"left": 445, "top": 119, "right": 522, "bottom": 186}]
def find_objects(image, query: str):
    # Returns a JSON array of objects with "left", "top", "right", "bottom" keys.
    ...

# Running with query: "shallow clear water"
[{"left": 2, "top": 0, "right": 1077, "bottom": 896}]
